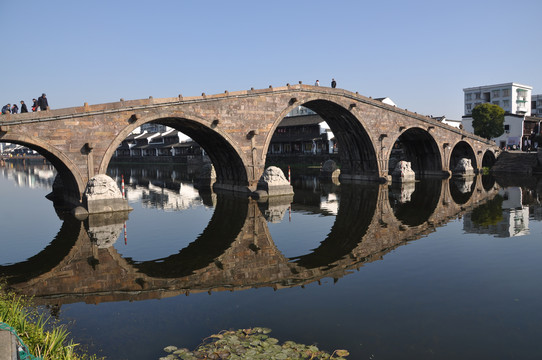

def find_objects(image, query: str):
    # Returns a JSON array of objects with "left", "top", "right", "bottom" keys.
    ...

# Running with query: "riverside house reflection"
[{"left": 1, "top": 172, "right": 501, "bottom": 307}]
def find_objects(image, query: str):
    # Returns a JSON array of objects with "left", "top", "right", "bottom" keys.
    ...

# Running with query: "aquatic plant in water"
[{"left": 161, "top": 327, "right": 349, "bottom": 360}]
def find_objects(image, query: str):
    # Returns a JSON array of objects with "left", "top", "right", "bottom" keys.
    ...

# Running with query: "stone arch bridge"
[{"left": 0, "top": 84, "right": 499, "bottom": 211}]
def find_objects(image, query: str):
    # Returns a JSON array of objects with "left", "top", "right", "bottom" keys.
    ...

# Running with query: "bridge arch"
[
  {"left": 0, "top": 135, "right": 85, "bottom": 205},
  {"left": 100, "top": 114, "right": 251, "bottom": 192},
  {"left": 265, "top": 98, "right": 380, "bottom": 181},
  {"left": 482, "top": 149, "right": 496, "bottom": 168},
  {"left": 388, "top": 127, "right": 443, "bottom": 178},
  {"left": 449, "top": 140, "right": 477, "bottom": 173}
]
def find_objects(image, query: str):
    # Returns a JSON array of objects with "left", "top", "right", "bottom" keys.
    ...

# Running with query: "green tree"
[{"left": 471, "top": 103, "right": 505, "bottom": 139}]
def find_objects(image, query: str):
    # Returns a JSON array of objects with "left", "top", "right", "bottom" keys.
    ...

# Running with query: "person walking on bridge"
[
  {"left": 32, "top": 99, "right": 38, "bottom": 112},
  {"left": 20, "top": 101, "right": 28, "bottom": 113},
  {"left": 37, "top": 93, "right": 48, "bottom": 111},
  {"left": 331, "top": 78, "right": 336, "bottom": 88}
]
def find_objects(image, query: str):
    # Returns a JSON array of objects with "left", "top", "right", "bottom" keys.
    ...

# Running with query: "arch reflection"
[
  {"left": 2, "top": 165, "right": 502, "bottom": 306},
  {"left": 291, "top": 183, "right": 379, "bottom": 269},
  {"left": 389, "top": 179, "right": 442, "bottom": 226},
  {"left": 449, "top": 176, "right": 476, "bottom": 205}
]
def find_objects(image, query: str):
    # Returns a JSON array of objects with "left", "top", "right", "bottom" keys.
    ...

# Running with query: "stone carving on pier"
[
  {"left": 453, "top": 158, "right": 475, "bottom": 177},
  {"left": 83, "top": 174, "right": 132, "bottom": 214},
  {"left": 390, "top": 182, "right": 416, "bottom": 203},
  {"left": 253, "top": 166, "right": 294, "bottom": 199},
  {"left": 319, "top": 159, "right": 340, "bottom": 181},
  {"left": 257, "top": 194, "right": 294, "bottom": 223},
  {"left": 391, "top": 161, "right": 415, "bottom": 183},
  {"left": 86, "top": 212, "right": 128, "bottom": 248},
  {"left": 453, "top": 177, "right": 474, "bottom": 194}
]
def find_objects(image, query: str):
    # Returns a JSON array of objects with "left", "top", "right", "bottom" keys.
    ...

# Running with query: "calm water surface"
[{"left": 1, "top": 160, "right": 541, "bottom": 360}]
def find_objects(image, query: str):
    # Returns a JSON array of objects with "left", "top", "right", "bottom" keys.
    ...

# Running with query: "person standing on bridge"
[
  {"left": 32, "top": 99, "right": 38, "bottom": 112},
  {"left": 331, "top": 78, "right": 336, "bottom": 88},
  {"left": 315, "top": 80, "right": 320, "bottom": 86},
  {"left": 11, "top": 103, "right": 18, "bottom": 114},
  {"left": 20, "top": 101, "right": 28, "bottom": 113},
  {"left": 37, "top": 93, "right": 48, "bottom": 111}
]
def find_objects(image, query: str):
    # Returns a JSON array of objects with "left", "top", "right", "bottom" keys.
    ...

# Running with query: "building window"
[
  {"left": 466, "top": 104, "right": 472, "bottom": 112},
  {"left": 516, "top": 89, "right": 528, "bottom": 102},
  {"left": 492, "top": 101, "right": 500, "bottom": 106},
  {"left": 492, "top": 90, "right": 500, "bottom": 98},
  {"left": 465, "top": 93, "right": 472, "bottom": 101},
  {"left": 474, "top": 92, "right": 481, "bottom": 100},
  {"left": 504, "top": 125, "right": 510, "bottom": 130},
  {"left": 502, "top": 89, "right": 510, "bottom": 97},
  {"left": 503, "top": 100, "right": 510, "bottom": 108}
]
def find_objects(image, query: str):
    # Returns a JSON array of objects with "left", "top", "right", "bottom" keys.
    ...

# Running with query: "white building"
[
  {"left": 461, "top": 82, "right": 539, "bottom": 148},
  {"left": 531, "top": 94, "right": 542, "bottom": 117},
  {"left": 463, "top": 82, "right": 532, "bottom": 116}
]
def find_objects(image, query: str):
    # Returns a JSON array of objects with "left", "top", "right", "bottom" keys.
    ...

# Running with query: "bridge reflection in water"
[{"left": 1, "top": 173, "right": 500, "bottom": 306}]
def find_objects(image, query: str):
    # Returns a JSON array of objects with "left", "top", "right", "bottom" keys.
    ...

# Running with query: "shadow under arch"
[
  {"left": 389, "top": 127, "right": 442, "bottom": 178},
  {"left": 482, "top": 150, "right": 496, "bottom": 168},
  {"left": 288, "top": 100, "right": 379, "bottom": 180},
  {"left": 450, "top": 140, "right": 478, "bottom": 171},
  {"left": 449, "top": 176, "right": 476, "bottom": 205},
  {"left": 0, "top": 137, "right": 83, "bottom": 205},
  {"left": 0, "top": 216, "right": 83, "bottom": 285},
  {"left": 389, "top": 178, "right": 442, "bottom": 227},
  {"left": 128, "top": 195, "right": 249, "bottom": 278},
  {"left": 101, "top": 116, "right": 250, "bottom": 191},
  {"left": 481, "top": 174, "right": 496, "bottom": 192},
  {"left": 290, "top": 183, "right": 380, "bottom": 269}
]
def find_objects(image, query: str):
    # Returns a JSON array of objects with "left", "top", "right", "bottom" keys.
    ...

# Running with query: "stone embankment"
[{"left": 491, "top": 149, "right": 542, "bottom": 174}]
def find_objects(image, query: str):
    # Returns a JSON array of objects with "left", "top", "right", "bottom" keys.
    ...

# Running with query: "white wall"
[{"left": 462, "top": 114, "right": 524, "bottom": 147}]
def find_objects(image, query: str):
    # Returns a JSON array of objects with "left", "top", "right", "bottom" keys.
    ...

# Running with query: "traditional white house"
[
  {"left": 431, "top": 116, "right": 462, "bottom": 129},
  {"left": 374, "top": 97, "right": 397, "bottom": 107}
]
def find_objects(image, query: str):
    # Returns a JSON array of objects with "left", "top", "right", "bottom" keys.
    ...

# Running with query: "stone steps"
[{"left": 0, "top": 330, "right": 17, "bottom": 360}]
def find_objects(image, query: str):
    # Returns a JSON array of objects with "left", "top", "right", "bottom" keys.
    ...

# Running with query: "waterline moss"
[
  {"left": 0, "top": 284, "right": 100, "bottom": 360},
  {"left": 161, "top": 327, "right": 349, "bottom": 360}
]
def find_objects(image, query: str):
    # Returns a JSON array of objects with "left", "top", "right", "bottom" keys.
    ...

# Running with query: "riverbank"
[
  {"left": 491, "top": 149, "right": 542, "bottom": 174},
  {"left": 0, "top": 285, "right": 99, "bottom": 360}
]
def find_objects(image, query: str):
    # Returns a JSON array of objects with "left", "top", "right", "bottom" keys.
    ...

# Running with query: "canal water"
[{"left": 1, "top": 160, "right": 541, "bottom": 360}]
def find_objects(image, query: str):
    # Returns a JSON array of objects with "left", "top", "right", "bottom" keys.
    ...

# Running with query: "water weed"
[
  {"left": 162, "top": 327, "right": 349, "bottom": 360},
  {"left": 0, "top": 284, "right": 100, "bottom": 360}
]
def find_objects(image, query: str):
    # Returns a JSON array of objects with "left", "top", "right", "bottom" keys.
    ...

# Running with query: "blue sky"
[{"left": 1, "top": 0, "right": 541, "bottom": 120}]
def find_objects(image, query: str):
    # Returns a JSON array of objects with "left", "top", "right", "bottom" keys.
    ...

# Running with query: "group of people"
[
  {"left": 1, "top": 93, "right": 49, "bottom": 115},
  {"left": 314, "top": 79, "right": 337, "bottom": 88}
]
